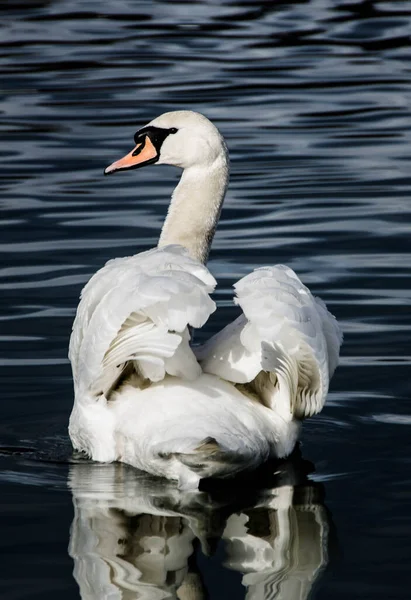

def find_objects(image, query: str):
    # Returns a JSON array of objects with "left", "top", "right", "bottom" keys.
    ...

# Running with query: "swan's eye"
[{"left": 169, "top": 127, "right": 178, "bottom": 134}]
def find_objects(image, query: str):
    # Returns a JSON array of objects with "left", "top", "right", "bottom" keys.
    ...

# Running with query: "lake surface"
[{"left": 1, "top": 0, "right": 411, "bottom": 598}]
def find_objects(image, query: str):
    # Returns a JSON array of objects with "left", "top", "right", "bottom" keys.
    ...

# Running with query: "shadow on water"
[{"left": 68, "top": 454, "right": 335, "bottom": 600}]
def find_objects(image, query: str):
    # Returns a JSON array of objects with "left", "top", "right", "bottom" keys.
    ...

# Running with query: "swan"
[{"left": 68, "top": 110, "right": 342, "bottom": 489}]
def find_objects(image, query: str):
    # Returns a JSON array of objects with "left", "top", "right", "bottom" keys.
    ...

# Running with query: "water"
[{"left": 1, "top": 0, "right": 410, "bottom": 597}]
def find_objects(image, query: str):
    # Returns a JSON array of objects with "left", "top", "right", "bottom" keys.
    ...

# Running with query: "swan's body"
[{"left": 69, "top": 111, "right": 342, "bottom": 489}]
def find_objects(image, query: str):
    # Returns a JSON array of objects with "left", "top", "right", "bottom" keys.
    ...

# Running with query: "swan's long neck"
[{"left": 158, "top": 153, "right": 229, "bottom": 264}]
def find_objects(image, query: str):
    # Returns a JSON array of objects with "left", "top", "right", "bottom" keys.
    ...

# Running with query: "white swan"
[{"left": 69, "top": 110, "right": 342, "bottom": 489}]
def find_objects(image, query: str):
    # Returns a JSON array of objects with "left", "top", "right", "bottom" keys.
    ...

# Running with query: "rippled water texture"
[{"left": 1, "top": 1, "right": 411, "bottom": 598}]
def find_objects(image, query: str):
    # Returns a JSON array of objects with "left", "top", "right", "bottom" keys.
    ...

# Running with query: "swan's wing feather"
[
  {"left": 200, "top": 265, "right": 342, "bottom": 419},
  {"left": 69, "top": 245, "right": 214, "bottom": 378},
  {"left": 195, "top": 314, "right": 262, "bottom": 383},
  {"left": 70, "top": 245, "right": 216, "bottom": 397},
  {"left": 314, "top": 295, "right": 343, "bottom": 378}
]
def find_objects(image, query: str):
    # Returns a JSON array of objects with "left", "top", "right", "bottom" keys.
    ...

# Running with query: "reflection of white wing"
[
  {"left": 68, "top": 461, "right": 330, "bottom": 600},
  {"left": 69, "top": 245, "right": 216, "bottom": 398},
  {"left": 223, "top": 486, "right": 329, "bottom": 600},
  {"left": 199, "top": 266, "right": 342, "bottom": 419},
  {"left": 69, "top": 464, "right": 201, "bottom": 600}
]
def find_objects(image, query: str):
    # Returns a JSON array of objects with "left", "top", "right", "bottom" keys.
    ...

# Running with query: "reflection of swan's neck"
[{"left": 158, "top": 153, "right": 229, "bottom": 264}]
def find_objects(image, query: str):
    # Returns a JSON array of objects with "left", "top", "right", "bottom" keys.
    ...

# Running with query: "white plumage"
[{"left": 69, "top": 110, "right": 342, "bottom": 489}]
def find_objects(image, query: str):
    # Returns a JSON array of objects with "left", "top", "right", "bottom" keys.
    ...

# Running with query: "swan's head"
[{"left": 104, "top": 110, "right": 227, "bottom": 175}]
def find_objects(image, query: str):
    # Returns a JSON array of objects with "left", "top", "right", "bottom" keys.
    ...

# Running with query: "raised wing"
[
  {"left": 198, "top": 265, "right": 342, "bottom": 419},
  {"left": 69, "top": 245, "right": 216, "bottom": 399}
]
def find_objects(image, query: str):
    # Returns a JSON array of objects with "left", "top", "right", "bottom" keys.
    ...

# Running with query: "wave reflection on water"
[{"left": 68, "top": 460, "right": 330, "bottom": 600}]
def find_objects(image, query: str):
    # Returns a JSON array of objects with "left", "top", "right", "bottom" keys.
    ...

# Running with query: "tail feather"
[{"left": 160, "top": 436, "right": 260, "bottom": 482}]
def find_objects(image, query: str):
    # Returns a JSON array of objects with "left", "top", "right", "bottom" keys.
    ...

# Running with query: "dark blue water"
[{"left": 1, "top": 1, "right": 411, "bottom": 598}]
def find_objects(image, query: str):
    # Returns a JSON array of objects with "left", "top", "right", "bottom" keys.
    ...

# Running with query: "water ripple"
[{"left": 0, "top": 5, "right": 410, "bottom": 595}]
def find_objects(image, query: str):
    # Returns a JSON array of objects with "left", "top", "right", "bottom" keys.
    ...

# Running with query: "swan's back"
[{"left": 109, "top": 373, "right": 300, "bottom": 489}]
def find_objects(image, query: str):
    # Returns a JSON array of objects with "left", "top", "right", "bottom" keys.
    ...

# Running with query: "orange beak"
[{"left": 104, "top": 136, "right": 158, "bottom": 175}]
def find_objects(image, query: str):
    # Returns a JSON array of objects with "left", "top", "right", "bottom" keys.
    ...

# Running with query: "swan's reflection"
[{"left": 68, "top": 458, "right": 331, "bottom": 600}]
